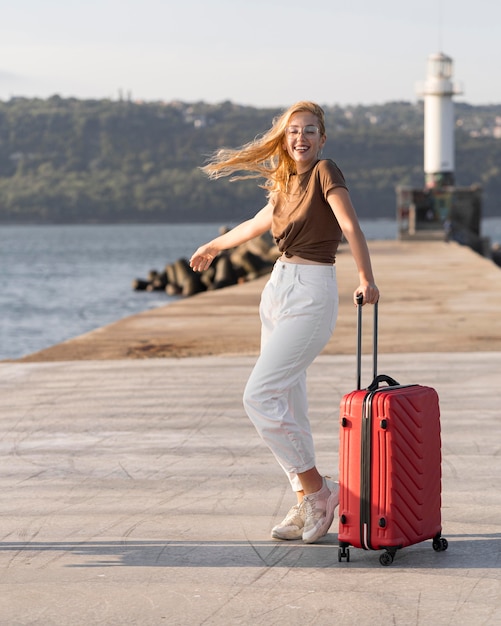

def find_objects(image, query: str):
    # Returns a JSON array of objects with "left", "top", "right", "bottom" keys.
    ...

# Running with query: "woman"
[{"left": 190, "top": 101, "right": 379, "bottom": 544}]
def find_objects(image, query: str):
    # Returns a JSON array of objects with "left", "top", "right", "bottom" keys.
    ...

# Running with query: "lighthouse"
[
  {"left": 396, "top": 52, "right": 483, "bottom": 249},
  {"left": 420, "top": 52, "right": 462, "bottom": 188}
]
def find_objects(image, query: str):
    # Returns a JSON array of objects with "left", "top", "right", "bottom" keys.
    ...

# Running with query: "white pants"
[{"left": 243, "top": 259, "right": 339, "bottom": 492}]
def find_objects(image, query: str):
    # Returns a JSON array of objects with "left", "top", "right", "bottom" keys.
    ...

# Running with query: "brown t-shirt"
[{"left": 271, "top": 159, "right": 347, "bottom": 264}]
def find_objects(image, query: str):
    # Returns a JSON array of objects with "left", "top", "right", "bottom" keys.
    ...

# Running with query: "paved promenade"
[{"left": 1, "top": 240, "right": 501, "bottom": 625}]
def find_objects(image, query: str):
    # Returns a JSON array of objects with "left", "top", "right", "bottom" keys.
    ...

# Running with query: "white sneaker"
[
  {"left": 271, "top": 503, "right": 305, "bottom": 540},
  {"left": 302, "top": 477, "right": 339, "bottom": 544}
]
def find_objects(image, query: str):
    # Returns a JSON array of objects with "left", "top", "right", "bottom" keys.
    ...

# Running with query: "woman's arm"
[
  {"left": 327, "top": 187, "right": 379, "bottom": 305},
  {"left": 190, "top": 202, "right": 274, "bottom": 273}
]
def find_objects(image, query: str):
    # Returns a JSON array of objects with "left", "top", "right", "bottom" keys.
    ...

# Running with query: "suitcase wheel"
[
  {"left": 379, "top": 550, "right": 395, "bottom": 566},
  {"left": 432, "top": 536, "right": 449, "bottom": 552}
]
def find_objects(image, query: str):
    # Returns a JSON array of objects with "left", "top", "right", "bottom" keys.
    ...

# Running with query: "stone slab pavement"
[{"left": 1, "top": 352, "right": 500, "bottom": 625}]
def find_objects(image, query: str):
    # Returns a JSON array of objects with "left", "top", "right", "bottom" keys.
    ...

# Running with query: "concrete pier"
[
  {"left": 13, "top": 240, "right": 501, "bottom": 362},
  {"left": 1, "top": 240, "right": 501, "bottom": 625}
]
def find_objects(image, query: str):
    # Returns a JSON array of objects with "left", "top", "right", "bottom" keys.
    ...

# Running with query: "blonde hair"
[{"left": 201, "top": 101, "right": 326, "bottom": 195}]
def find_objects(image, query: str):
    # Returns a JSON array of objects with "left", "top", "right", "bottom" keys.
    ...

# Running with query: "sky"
[{"left": 0, "top": 0, "right": 500, "bottom": 108}]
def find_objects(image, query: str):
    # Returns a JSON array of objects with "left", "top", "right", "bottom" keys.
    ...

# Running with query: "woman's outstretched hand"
[{"left": 189, "top": 244, "right": 219, "bottom": 273}]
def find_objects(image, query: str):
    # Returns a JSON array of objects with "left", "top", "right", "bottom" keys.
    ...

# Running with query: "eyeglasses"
[{"left": 285, "top": 125, "right": 320, "bottom": 137}]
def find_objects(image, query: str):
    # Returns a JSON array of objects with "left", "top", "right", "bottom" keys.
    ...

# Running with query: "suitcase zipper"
[{"left": 360, "top": 391, "right": 374, "bottom": 550}]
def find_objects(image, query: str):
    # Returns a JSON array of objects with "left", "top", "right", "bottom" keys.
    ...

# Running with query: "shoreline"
[{"left": 10, "top": 240, "right": 501, "bottom": 363}]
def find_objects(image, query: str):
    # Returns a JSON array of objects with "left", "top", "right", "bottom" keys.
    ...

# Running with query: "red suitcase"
[{"left": 337, "top": 296, "right": 448, "bottom": 565}]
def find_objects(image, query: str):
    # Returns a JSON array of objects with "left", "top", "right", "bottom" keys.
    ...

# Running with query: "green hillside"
[{"left": 0, "top": 96, "right": 499, "bottom": 223}]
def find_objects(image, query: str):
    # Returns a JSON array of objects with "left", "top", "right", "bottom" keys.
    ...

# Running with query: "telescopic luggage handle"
[{"left": 356, "top": 292, "right": 378, "bottom": 390}]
